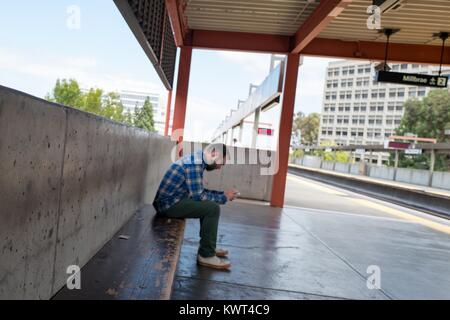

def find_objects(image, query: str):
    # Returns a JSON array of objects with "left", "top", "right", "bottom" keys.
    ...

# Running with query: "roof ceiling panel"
[
  {"left": 318, "top": 0, "right": 450, "bottom": 46},
  {"left": 186, "top": 0, "right": 320, "bottom": 35}
]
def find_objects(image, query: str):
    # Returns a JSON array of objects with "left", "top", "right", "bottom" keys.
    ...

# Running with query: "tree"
[
  {"left": 46, "top": 79, "right": 129, "bottom": 125},
  {"left": 396, "top": 89, "right": 450, "bottom": 141},
  {"left": 316, "top": 140, "right": 350, "bottom": 163},
  {"left": 102, "top": 92, "right": 126, "bottom": 122},
  {"left": 82, "top": 88, "right": 103, "bottom": 115},
  {"left": 394, "top": 89, "right": 450, "bottom": 171},
  {"left": 134, "top": 97, "right": 156, "bottom": 132},
  {"left": 292, "top": 112, "right": 320, "bottom": 146},
  {"left": 46, "top": 79, "right": 84, "bottom": 108}
]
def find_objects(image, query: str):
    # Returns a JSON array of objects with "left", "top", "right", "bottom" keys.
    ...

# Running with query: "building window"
[
  {"left": 362, "top": 90, "right": 368, "bottom": 99},
  {"left": 342, "top": 67, "right": 348, "bottom": 75}
]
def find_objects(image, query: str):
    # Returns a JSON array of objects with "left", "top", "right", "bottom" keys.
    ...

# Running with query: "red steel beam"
[
  {"left": 270, "top": 54, "right": 300, "bottom": 208},
  {"left": 191, "top": 29, "right": 291, "bottom": 54},
  {"left": 165, "top": 0, "right": 187, "bottom": 47},
  {"left": 302, "top": 38, "right": 450, "bottom": 65},
  {"left": 172, "top": 46, "right": 192, "bottom": 156},
  {"left": 164, "top": 90, "right": 173, "bottom": 136},
  {"left": 292, "top": 0, "right": 353, "bottom": 54}
]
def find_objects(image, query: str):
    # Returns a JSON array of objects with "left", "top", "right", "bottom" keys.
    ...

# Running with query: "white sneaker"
[
  {"left": 197, "top": 255, "right": 231, "bottom": 270},
  {"left": 216, "top": 248, "right": 229, "bottom": 257}
]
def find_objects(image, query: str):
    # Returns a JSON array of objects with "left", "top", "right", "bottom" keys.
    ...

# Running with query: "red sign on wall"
[
  {"left": 258, "top": 128, "right": 274, "bottom": 136},
  {"left": 388, "top": 141, "right": 410, "bottom": 149}
]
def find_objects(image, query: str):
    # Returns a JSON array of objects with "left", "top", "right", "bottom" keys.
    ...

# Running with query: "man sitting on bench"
[{"left": 153, "top": 143, "right": 239, "bottom": 270}]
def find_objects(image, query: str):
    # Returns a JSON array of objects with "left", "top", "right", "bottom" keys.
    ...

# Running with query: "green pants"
[{"left": 160, "top": 198, "right": 221, "bottom": 258}]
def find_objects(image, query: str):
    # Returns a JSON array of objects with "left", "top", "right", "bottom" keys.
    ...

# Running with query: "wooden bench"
[{"left": 52, "top": 205, "right": 185, "bottom": 300}]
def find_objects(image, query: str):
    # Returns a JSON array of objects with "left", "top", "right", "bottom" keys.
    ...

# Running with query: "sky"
[{"left": 0, "top": 0, "right": 338, "bottom": 142}]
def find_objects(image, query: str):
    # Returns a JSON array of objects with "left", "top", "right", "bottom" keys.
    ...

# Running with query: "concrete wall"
[
  {"left": 302, "top": 155, "right": 322, "bottom": 169},
  {"left": 334, "top": 162, "right": 350, "bottom": 174},
  {"left": 368, "top": 165, "right": 396, "bottom": 180},
  {"left": 431, "top": 171, "right": 450, "bottom": 190},
  {"left": 395, "top": 168, "right": 431, "bottom": 187},
  {"left": 321, "top": 161, "right": 334, "bottom": 171},
  {"left": 349, "top": 163, "right": 361, "bottom": 175},
  {"left": 0, "top": 86, "right": 174, "bottom": 300},
  {"left": 294, "top": 156, "right": 450, "bottom": 191},
  {"left": 183, "top": 142, "right": 274, "bottom": 201}
]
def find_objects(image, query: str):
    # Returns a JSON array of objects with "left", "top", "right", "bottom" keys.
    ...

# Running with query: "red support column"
[
  {"left": 164, "top": 90, "right": 173, "bottom": 136},
  {"left": 172, "top": 46, "right": 193, "bottom": 156},
  {"left": 270, "top": 53, "right": 300, "bottom": 207}
]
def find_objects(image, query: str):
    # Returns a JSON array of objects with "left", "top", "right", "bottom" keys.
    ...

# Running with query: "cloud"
[
  {"left": 184, "top": 96, "right": 230, "bottom": 142},
  {"left": 216, "top": 50, "right": 271, "bottom": 84},
  {"left": 0, "top": 47, "right": 165, "bottom": 97}
]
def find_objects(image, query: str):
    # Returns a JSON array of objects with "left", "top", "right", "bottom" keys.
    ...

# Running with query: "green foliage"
[
  {"left": 292, "top": 112, "right": 320, "bottom": 146},
  {"left": 134, "top": 97, "right": 156, "bottom": 132},
  {"left": 396, "top": 89, "right": 450, "bottom": 142},
  {"left": 393, "top": 89, "right": 450, "bottom": 171},
  {"left": 46, "top": 79, "right": 84, "bottom": 108},
  {"left": 46, "top": 78, "right": 155, "bottom": 131},
  {"left": 319, "top": 140, "right": 350, "bottom": 163}
]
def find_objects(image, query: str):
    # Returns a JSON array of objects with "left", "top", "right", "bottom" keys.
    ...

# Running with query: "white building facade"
[
  {"left": 319, "top": 60, "right": 450, "bottom": 163},
  {"left": 119, "top": 90, "right": 166, "bottom": 134}
]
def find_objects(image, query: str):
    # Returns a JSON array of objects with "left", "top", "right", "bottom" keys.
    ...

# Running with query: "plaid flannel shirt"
[{"left": 153, "top": 150, "right": 228, "bottom": 213}]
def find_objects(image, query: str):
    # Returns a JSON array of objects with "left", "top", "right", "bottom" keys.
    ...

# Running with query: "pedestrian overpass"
[{"left": 1, "top": 0, "right": 450, "bottom": 300}]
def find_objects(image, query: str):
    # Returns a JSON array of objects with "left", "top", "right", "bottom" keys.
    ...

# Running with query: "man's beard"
[{"left": 205, "top": 162, "right": 219, "bottom": 171}]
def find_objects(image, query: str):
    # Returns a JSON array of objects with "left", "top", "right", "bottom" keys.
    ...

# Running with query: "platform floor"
[{"left": 171, "top": 174, "right": 450, "bottom": 300}]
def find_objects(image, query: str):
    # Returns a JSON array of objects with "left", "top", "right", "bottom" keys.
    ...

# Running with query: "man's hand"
[{"left": 225, "top": 188, "right": 240, "bottom": 201}]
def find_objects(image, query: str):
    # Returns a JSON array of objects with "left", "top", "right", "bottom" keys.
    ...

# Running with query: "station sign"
[
  {"left": 404, "top": 148, "right": 422, "bottom": 155},
  {"left": 257, "top": 128, "right": 274, "bottom": 136},
  {"left": 376, "top": 70, "right": 448, "bottom": 88}
]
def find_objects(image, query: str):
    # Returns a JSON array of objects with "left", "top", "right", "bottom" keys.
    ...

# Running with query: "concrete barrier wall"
[
  {"left": 183, "top": 142, "right": 274, "bottom": 201},
  {"left": 295, "top": 156, "right": 450, "bottom": 191},
  {"left": 368, "top": 165, "right": 395, "bottom": 180},
  {"left": 321, "top": 161, "right": 334, "bottom": 171},
  {"left": 431, "top": 171, "right": 450, "bottom": 190},
  {"left": 334, "top": 162, "right": 350, "bottom": 173},
  {"left": 0, "top": 86, "right": 175, "bottom": 299},
  {"left": 349, "top": 164, "right": 360, "bottom": 175},
  {"left": 395, "top": 168, "right": 431, "bottom": 186},
  {"left": 302, "top": 155, "right": 322, "bottom": 169}
]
